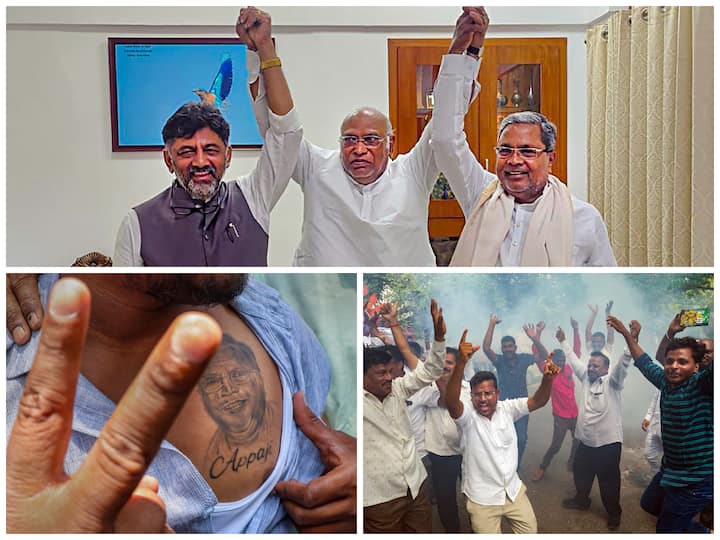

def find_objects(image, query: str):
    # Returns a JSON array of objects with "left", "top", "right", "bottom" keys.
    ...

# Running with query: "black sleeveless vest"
[{"left": 134, "top": 181, "right": 268, "bottom": 266}]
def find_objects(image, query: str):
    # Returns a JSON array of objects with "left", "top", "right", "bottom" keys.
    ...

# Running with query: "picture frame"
[{"left": 108, "top": 37, "right": 262, "bottom": 151}]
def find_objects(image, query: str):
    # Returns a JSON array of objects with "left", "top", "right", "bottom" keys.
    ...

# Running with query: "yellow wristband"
[{"left": 260, "top": 57, "right": 282, "bottom": 71}]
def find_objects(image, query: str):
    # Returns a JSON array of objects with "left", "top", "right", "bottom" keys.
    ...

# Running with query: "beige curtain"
[{"left": 586, "top": 7, "right": 713, "bottom": 266}]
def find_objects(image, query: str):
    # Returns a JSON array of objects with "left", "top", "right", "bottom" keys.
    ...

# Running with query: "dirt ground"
[{"left": 430, "top": 403, "right": 658, "bottom": 534}]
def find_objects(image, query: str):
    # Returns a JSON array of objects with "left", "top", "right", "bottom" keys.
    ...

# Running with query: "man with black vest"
[{"left": 114, "top": 7, "right": 300, "bottom": 266}]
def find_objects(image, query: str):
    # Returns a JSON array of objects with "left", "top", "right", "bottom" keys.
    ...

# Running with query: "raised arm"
[
  {"left": 482, "top": 314, "right": 500, "bottom": 364},
  {"left": 527, "top": 356, "right": 559, "bottom": 412},
  {"left": 655, "top": 313, "right": 685, "bottom": 363},
  {"left": 605, "top": 301, "right": 615, "bottom": 346},
  {"left": 525, "top": 322, "right": 549, "bottom": 364},
  {"left": 379, "top": 302, "right": 419, "bottom": 371},
  {"left": 557, "top": 326, "right": 586, "bottom": 380},
  {"left": 392, "top": 299, "right": 446, "bottom": 398},
  {"left": 447, "top": 329, "right": 480, "bottom": 419},
  {"left": 570, "top": 316, "right": 581, "bottom": 357},
  {"left": 233, "top": 8, "right": 303, "bottom": 228},
  {"left": 606, "top": 316, "right": 645, "bottom": 360},
  {"left": 236, "top": 7, "right": 293, "bottom": 117},
  {"left": 431, "top": 7, "right": 494, "bottom": 217},
  {"left": 585, "top": 304, "right": 598, "bottom": 344}
]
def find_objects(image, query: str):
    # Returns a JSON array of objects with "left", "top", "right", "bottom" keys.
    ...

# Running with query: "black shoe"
[
  {"left": 607, "top": 514, "right": 621, "bottom": 530},
  {"left": 562, "top": 497, "right": 591, "bottom": 510}
]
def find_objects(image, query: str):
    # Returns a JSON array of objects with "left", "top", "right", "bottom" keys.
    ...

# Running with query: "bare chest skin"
[{"left": 164, "top": 304, "right": 283, "bottom": 503}]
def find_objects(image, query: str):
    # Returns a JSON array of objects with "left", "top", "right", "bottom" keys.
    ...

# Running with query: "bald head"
[
  {"left": 339, "top": 107, "right": 395, "bottom": 185},
  {"left": 341, "top": 107, "right": 393, "bottom": 134}
]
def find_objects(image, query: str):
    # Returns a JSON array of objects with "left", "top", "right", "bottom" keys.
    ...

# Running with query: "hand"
[
  {"left": 588, "top": 304, "right": 598, "bottom": 315},
  {"left": 379, "top": 303, "right": 398, "bottom": 325},
  {"left": 536, "top": 321, "right": 546, "bottom": 335},
  {"left": 556, "top": 326, "right": 566, "bottom": 343},
  {"left": 523, "top": 323, "right": 538, "bottom": 340},
  {"left": 7, "top": 274, "right": 43, "bottom": 345},
  {"left": 641, "top": 419, "right": 650, "bottom": 432},
  {"left": 605, "top": 300, "right": 614, "bottom": 316},
  {"left": 489, "top": 313, "right": 502, "bottom": 326},
  {"left": 465, "top": 7, "right": 490, "bottom": 49},
  {"left": 629, "top": 320, "right": 642, "bottom": 342},
  {"left": 430, "top": 299, "right": 446, "bottom": 341},
  {"left": 274, "top": 393, "right": 356, "bottom": 533},
  {"left": 7, "top": 278, "right": 222, "bottom": 532},
  {"left": 667, "top": 313, "right": 685, "bottom": 337},
  {"left": 606, "top": 315, "right": 630, "bottom": 337},
  {"left": 458, "top": 329, "right": 480, "bottom": 365},
  {"left": 448, "top": 7, "right": 488, "bottom": 54},
  {"left": 236, "top": 7, "right": 273, "bottom": 54},
  {"left": 570, "top": 317, "right": 579, "bottom": 331},
  {"left": 541, "top": 355, "right": 561, "bottom": 379}
]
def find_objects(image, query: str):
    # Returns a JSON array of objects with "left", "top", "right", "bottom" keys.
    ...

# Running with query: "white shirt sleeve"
[
  {"left": 589, "top": 211, "right": 617, "bottom": 266},
  {"left": 392, "top": 340, "right": 445, "bottom": 399},
  {"left": 431, "top": 53, "right": 495, "bottom": 218},
  {"left": 114, "top": 211, "right": 144, "bottom": 266},
  {"left": 609, "top": 350, "right": 632, "bottom": 389},
  {"left": 644, "top": 389, "right": 661, "bottom": 422},
  {"left": 238, "top": 107, "right": 303, "bottom": 234},
  {"left": 562, "top": 339, "right": 586, "bottom": 380}
]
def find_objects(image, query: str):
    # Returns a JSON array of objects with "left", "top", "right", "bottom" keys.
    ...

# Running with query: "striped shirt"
[{"left": 634, "top": 353, "right": 713, "bottom": 487}]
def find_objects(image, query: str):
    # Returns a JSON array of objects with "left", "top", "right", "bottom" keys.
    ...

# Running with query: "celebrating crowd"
[{"left": 363, "top": 297, "right": 713, "bottom": 534}]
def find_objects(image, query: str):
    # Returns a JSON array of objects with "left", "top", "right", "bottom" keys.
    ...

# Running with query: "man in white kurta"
[
  {"left": 431, "top": 12, "right": 617, "bottom": 267},
  {"left": 363, "top": 300, "right": 447, "bottom": 532},
  {"left": 556, "top": 327, "right": 631, "bottom": 530},
  {"left": 363, "top": 344, "right": 445, "bottom": 532},
  {"left": 249, "top": 9, "right": 488, "bottom": 266}
]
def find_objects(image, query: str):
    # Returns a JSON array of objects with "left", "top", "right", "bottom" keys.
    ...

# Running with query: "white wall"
[{"left": 7, "top": 6, "right": 609, "bottom": 266}]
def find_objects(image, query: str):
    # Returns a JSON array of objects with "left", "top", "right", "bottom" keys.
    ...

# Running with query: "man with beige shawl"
[{"left": 432, "top": 7, "right": 616, "bottom": 267}]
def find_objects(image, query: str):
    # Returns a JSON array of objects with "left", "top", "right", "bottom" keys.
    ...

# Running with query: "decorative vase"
[
  {"left": 527, "top": 84, "right": 535, "bottom": 107},
  {"left": 511, "top": 79, "right": 522, "bottom": 108},
  {"left": 496, "top": 79, "right": 508, "bottom": 108}
]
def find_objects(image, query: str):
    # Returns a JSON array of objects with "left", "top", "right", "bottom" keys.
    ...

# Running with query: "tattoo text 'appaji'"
[{"left": 209, "top": 443, "right": 273, "bottom": 479}]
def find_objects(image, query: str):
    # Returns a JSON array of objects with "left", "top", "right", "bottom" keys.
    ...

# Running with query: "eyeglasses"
[
  {"left": 339, "top": 135, "right": 388, "bottom": 148},
  {"left": 495, "top": 146, "right": 549, "bottom": 160},
  {"left": 199, "top": 369, "right": 255, "bottom": 395},
  {"left": 471, "top": 391, "right": 496, "bottom": 399},
  {"left": 170, "top": 181, "right": 226, "bottom": 216}
]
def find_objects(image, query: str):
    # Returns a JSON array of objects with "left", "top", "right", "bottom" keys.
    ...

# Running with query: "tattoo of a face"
[{"left": 199, "top": 334, "right": 271, "bottom": 476}]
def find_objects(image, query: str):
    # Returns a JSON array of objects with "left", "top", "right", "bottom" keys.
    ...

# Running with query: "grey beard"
[{"left": 179, "top": 176, "right": 219, "bottom": 202}]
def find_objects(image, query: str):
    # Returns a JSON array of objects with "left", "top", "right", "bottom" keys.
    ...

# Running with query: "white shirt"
[
  {"left": 431, "top": 53, "right": 617, "bottom": 267},
  {"left": 363, "top": 340, "right": 445, "bottom": 507},
  {"left": 405, "top": 393, "right": 427, "bottom": 459},
  {"left": 411, "top": 381, "right": 471, "bottom": 456},
  {"left": 561, "top": 340, "right": 631, "bottom": 447},
  {"left": 113, "top": 107, "right": 302, "bottom": 266},
  {"left": 644, "top": 388, "right": 662, "bottom": 431},
  {"left": 455, "top": 398, "right": 529, "bottom": 505},
  {"left": 250, "top": 71, "right": 478, "bottom": 267}
]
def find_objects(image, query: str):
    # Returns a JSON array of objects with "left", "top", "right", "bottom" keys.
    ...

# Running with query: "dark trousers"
[
  {"left": 640, "top": 470, "right": 665, "bottom": 516},
  {"left": 572, "top": 441, "right": 622, "bottom": 519},
  {"left": 427, "top": 452, "right": 463, "bottom": 533},
  {"left": 364, "top": 479, "right": 432, "bottom": 533},
  {"left": 641, "top": 471, "right": 712, "bottom": 533},
  {"left": 540, "top": 414, "right": 578, "bottom": 470},
  {"left": 514, "top": 415, "right": 529, "bottom": 468}
]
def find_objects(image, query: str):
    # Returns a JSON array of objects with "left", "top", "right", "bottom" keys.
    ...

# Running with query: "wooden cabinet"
[{"left": 388, "top": 38, "right": 567, "bottom": 243}]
